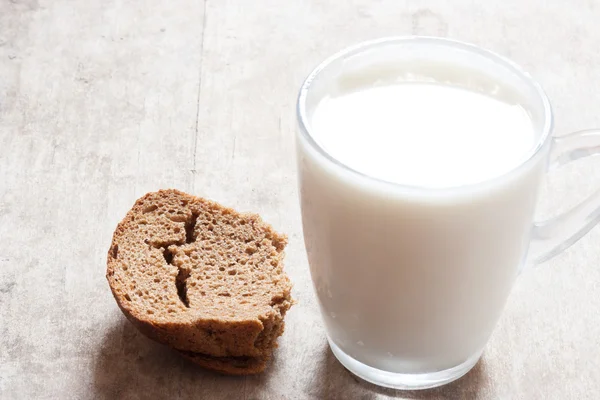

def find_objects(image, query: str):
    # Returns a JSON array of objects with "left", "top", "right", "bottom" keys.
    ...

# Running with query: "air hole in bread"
[
  {"left": 169, "top": 213, "right": 187, "bottom": 223},
  {"left": 163, "top": 248, "right": 174, "bottom": 265},
  {"left": 176, "top": 266, "right": 191, "bottom": 308},
  {"left": 143, "top": 204, "right": 158, "bottom": 213},
  {"left": 185, "top": 212, "right": 199, "bottom": 244},
  {"left": 111, "top": 244, "right": 118, "bottom": 259}
]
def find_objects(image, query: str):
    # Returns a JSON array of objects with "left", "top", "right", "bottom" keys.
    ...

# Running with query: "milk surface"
[
  {"left": 298, "top": 67, "right": 547, "bottom": 373},
  {"left": 310, "top": 82, "right": 536, "bottom": 188}
]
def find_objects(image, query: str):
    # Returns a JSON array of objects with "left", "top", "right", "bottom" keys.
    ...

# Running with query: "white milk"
[
  {"left": 311, "top": 83, "right": 535, "bottom": 188},
  {"left": 298, "top": 69, "right": 547, "bottom": 373}
]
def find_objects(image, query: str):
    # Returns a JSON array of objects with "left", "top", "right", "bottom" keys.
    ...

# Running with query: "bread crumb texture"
[{"left": 106, "top": 189, "right": 293, "bottom": 373}]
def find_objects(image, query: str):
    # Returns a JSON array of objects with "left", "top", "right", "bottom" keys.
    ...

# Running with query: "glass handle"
[{"left": 530, "top": 129, "right": 600, "bottom": 264}]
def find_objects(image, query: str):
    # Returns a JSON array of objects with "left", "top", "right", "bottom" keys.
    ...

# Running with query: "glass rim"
[{"left": 296, "top": 36, "right": 554, "bottom": 192}]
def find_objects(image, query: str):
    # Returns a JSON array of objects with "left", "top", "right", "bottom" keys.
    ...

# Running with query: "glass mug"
[{"left": 295, "top": 37, "right": 600, "bottom": 390}]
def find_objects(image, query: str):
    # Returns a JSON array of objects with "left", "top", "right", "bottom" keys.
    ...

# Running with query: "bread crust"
[{"left": 179, "top": 351, "right": 270, "bottom": 375}]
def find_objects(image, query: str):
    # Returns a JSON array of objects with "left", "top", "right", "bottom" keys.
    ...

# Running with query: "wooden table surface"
[{"left": 2, "top": 1, "right": 600, "bottom": 399}]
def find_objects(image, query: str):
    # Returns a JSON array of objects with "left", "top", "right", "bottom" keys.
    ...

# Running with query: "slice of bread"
[{"left": 106, "top": 189, "right": 293, "bottom": 374}]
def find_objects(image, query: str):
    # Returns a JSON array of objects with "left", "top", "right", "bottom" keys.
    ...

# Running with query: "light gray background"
[{"left": 1, "top": 0, "right": 599, "bottom": 399}]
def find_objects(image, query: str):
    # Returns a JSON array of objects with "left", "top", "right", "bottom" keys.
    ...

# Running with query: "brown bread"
[{"left": 106, "top": 189, "right": 293, "bottom": 374}]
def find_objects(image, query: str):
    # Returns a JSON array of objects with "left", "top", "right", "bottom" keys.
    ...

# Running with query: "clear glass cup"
[{"left": 295, "top": 37, "right": 600, "bottom": 390}]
